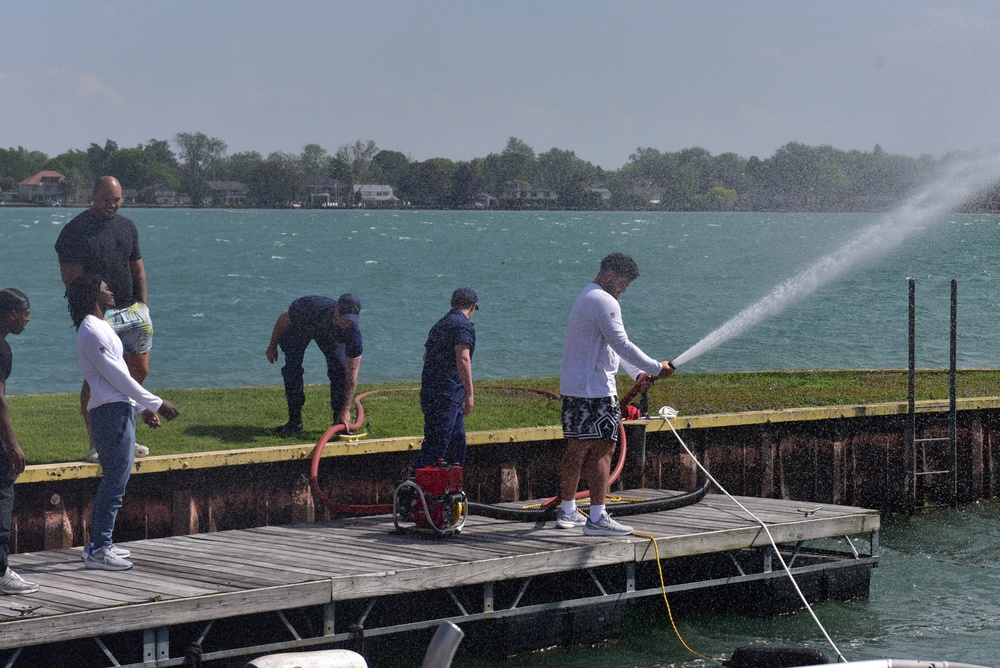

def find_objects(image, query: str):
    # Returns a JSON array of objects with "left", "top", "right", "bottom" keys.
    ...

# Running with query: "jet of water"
[{"left": 672, "top": 153, "right": 1000, "bottom": 368}]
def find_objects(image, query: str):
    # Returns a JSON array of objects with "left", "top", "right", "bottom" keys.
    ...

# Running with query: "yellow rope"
[
  {"left": 631, "top": 531, "right": 713, "bottom": 661},
  {"left": 532, "top": 509, "right": 713, "bottom": 660}
]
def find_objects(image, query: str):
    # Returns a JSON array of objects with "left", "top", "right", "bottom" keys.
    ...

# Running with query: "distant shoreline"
[{"left": 7, "top": 202, "right": 1000, "bottom": 214}]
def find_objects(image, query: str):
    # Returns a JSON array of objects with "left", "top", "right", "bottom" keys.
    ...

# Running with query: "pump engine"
[{"left": 393, "top": 462, "right": 467, "bottom": 535}]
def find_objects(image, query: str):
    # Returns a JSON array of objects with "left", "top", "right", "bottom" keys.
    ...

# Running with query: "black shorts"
[{"left": 561, "top": 395, "right": 621, "bottom": 442}]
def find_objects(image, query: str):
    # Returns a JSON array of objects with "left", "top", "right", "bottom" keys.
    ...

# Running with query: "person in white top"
[
  {"left": 66, "top": 275, "right": 179, "bottom": 570},
  {"left": 556, "top": 253, "right": 673, "bottom": 536}
]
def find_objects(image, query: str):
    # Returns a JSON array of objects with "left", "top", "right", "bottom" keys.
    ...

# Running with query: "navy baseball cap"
[
  {"left": 452, "top": 287, "right": 479, "bottom": 310},
  {"left": 337, "top": 293, "right": 361, "bottom": 322}
]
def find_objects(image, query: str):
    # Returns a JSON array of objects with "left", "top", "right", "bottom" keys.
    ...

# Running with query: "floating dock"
[
  {"left": 0, "top": 489, "right": 878, "bottom": 666},
  {"left": 17, "top": 397, "right": 998, "bottom": 559}
]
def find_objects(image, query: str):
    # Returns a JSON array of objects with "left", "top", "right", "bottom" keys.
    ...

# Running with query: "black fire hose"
[
  {"left": 466, "top": 373, "right": 712, "bottom": 522},
  {"left": 310, "top": 379, "right": 711, "bottom": 523},
  {"left": 466, "top": 477, "right": 711, "bottom": 522}
]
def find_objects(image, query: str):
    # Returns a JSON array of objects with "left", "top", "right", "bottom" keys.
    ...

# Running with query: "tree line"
[{"left": 2, "top": 133, "right": 998, "bottom": 212}]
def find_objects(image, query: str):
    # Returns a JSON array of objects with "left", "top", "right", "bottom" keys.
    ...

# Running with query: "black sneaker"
[{"left": 274, "top": 421, "right": 304, "bottom": 435}]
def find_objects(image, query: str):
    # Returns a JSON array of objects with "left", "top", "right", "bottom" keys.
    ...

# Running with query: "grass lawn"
[{"left": 9, "top": 369, "right": 999, "bottom": 465}]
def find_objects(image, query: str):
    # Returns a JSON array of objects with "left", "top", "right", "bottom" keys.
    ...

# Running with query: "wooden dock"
[{"left": 0, "top": 490, "right": 879, "bottom": 667}]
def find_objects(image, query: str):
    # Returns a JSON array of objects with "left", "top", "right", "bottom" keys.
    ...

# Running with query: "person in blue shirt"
[
  {"left": 415, "top": 288, "right": 478, "bottom": 468},
  {"left": 265, "top": 294, "right": 362, "bottom": 434}
]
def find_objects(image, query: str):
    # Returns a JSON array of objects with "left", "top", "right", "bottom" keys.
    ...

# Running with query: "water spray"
[{"left": 671, "top": 153, "right": 1000, "bottom": 368}]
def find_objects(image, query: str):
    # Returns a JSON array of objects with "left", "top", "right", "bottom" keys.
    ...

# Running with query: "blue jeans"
[
  {"left": 89, "top": 402, "right": 136, "bottom": 547},
  {"left": 0, "top": 450, "right": 14, "bottom": 572}
]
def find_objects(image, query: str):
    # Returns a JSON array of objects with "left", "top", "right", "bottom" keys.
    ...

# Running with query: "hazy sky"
[{"left": 4, "top": 1, "right": 1000, "bottom": 170}]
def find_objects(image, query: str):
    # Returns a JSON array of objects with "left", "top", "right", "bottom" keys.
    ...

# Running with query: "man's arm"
[
  {"left": 337, "top": 355, "right": 362, "bottom": 430},
  {"left": 0, "top": 381, "right": 26, "bottom": 476},
  {"left": 265, "top": 312, "right": 292, "bottom": 363},
  {"left": 595, "top": 294, "right": 662, "bottom": 379},
  {"left": 59, "top": 262, "right": 86, "bottom": 290},
  {"left": 634, "top": 361, "right": 675, "bottom": 391},
  {"left": 455, "top": 343, "right": 474, "bottom": 415},
  {"left": 141, "top": 399, "right": 180, "bottom": 428},
  {"left": 130, "top": 259, "right": 148, "bottom": 305}
]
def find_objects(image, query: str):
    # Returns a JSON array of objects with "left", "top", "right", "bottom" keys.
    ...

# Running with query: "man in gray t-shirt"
[{"left": 55, "top": 176, "right": 154, "bottom": 463}]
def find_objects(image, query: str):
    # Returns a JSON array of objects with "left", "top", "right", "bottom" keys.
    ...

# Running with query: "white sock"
[
  {"left": 560, "top": 499, "right": 577, "bottom": 515},
  {"left": 590, "top": 504, "right": 605, "bottom": 519}
]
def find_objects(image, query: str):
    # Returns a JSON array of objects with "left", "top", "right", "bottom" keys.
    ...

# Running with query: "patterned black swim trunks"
[{"left": 561, "top": 395, "right": 621, "bottom": 441}]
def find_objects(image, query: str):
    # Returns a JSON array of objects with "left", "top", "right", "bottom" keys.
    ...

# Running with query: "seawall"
[{"left": 12, "top": 397, "right": 1000, "bottom": 553}]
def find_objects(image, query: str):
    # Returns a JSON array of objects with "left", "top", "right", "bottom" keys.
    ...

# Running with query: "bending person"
[
  {"left": 266, "top": 294, "right": 362, "bottom": 434},
  {"left": 67, "top": 275, "right": 179, "bottom": 570}
]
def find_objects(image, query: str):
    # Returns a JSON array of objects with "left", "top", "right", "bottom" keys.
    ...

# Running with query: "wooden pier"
[{"left": 0, "top": 490, "right": 879, "bottom": 667}]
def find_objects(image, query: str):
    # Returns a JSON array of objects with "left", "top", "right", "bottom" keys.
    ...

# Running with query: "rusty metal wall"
[{"left": 13, "top": 407, "right": 1000, "bottom": 554}]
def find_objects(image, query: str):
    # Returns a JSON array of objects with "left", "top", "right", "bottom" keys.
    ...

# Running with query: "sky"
[{"left": 3, "top": 1, "right": 1000, "bottom": 170}]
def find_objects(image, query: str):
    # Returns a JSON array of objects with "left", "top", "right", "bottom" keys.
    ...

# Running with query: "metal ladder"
[{"left": 906, "top": 278, "right": 958, "bottom": 512}]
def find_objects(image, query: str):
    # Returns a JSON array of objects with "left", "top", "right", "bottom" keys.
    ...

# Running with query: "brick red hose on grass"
[{"left": 308, "top": 388, "right": 406, "bottom": 515}]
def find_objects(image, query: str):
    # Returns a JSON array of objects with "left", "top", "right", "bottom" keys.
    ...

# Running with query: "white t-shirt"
[
  {"left": 77, "top": 314, "right": 162, "bottom": 413},
  {"left": 559, "top": 282, "right": 662, "bottom": 398}
]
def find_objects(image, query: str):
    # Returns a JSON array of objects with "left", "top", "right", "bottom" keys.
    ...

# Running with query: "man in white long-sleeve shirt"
[
  {"left": 556, "top": 253, "right": 673, "bottom": 536},
  {"left": 67, "top": 275, "right": 179, "bottom": 570}
]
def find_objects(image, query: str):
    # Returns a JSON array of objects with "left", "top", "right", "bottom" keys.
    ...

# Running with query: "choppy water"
[
  {"left": 449, "top": 501, "right": 1000, "bottom": 667},
  {"left": 1, "top": 207, "right": 997, "bottom": 396},
  {"left": 3, "top": 206, "right": 999, "bottom": 665}
]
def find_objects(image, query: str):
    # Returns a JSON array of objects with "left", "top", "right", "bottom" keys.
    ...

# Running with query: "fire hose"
[
  {"left": 466, "top": 380, "right": 710, "bottom": 522},
  {"left": 308, "top": 380, "right": 709, "bottom": 520}
]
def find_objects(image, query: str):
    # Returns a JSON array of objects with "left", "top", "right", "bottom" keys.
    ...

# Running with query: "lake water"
[
  {"left": 448, "top": 501, "right": 1000, "bottom": 667},
  {"left": 2, "top": 206, "right": 999, "bottom": 664},
  {"left": 1, "top": 207, "right": 997, "bottom": 396}
]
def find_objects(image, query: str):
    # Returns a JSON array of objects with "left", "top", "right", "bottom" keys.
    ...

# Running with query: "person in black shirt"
[
  {"left": 55, "top": 176, "right": 153, "bottom": 463},
  {"left": 0, "top": 289, "right": 37, "bottom": 594}
]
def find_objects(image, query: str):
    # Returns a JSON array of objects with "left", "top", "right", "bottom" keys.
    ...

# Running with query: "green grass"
[{"left": 9, "top": 369, "right": 1000, "bottom": 465}]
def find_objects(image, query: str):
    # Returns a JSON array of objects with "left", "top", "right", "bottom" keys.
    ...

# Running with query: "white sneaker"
[
  {"left": 83, "top": 543, "right": 134, "bottom": 571},
  {"left": 583, "top": 512, "right": 633, "bottom": 537},
  {"left": 0, "top": 568, "right": 38, "bottom": 595},
  {"left": 85, "top": 444, "right": 148, "bottom": 464},
  {"left": 555, "top": 508, "right": 588, "bottom": 529},
  {"left": 79, "top": 543, "right": 130, "bottom": 561}
]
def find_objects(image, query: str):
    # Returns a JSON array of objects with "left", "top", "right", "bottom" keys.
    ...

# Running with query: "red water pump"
[{"left": 392, "top": 462, "right": 467, "bottom": 535}]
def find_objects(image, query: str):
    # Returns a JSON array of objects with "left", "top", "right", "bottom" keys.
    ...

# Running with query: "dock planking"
[{"left": 0, "top": 490, "right": 879, "bottom": 658}]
